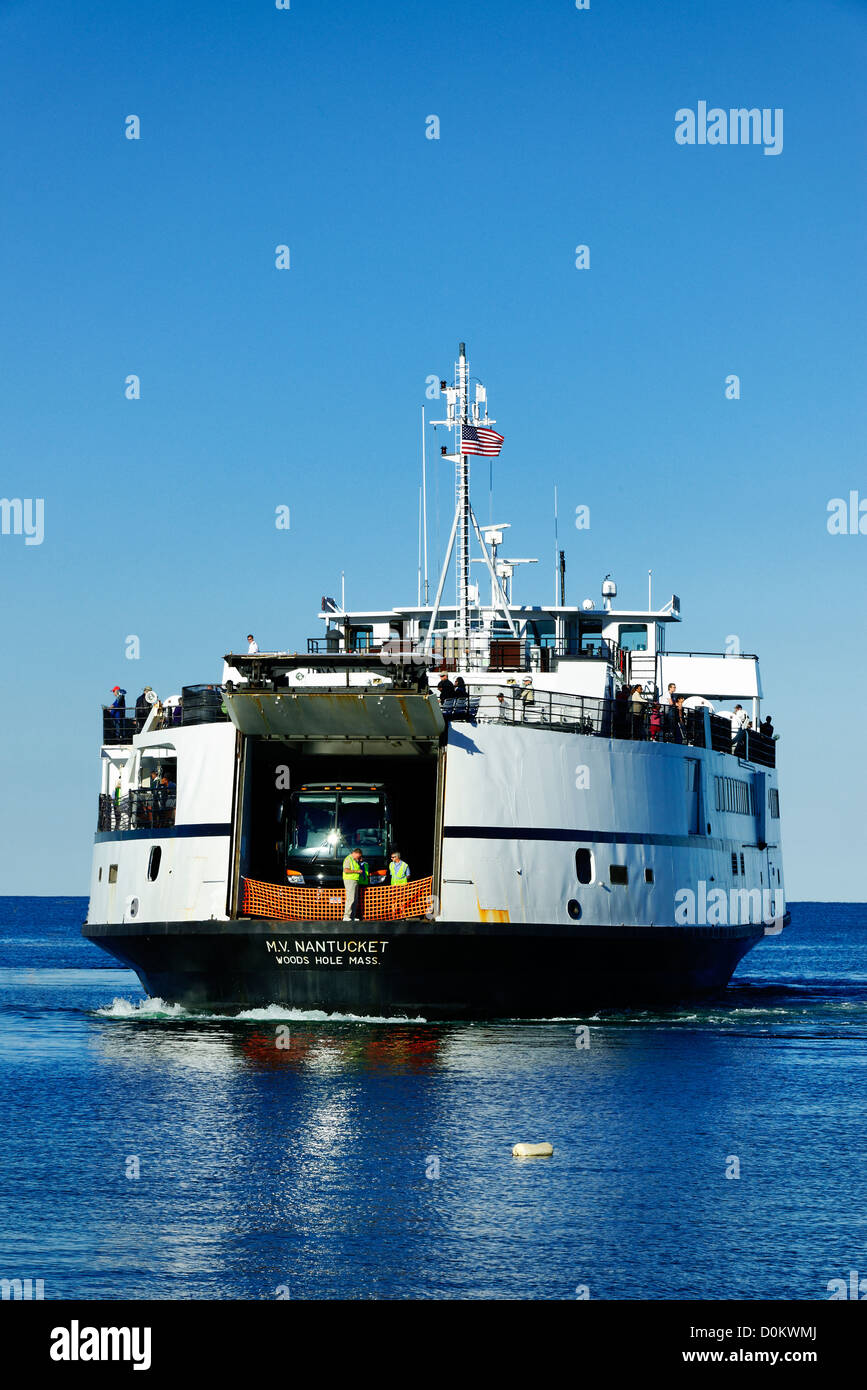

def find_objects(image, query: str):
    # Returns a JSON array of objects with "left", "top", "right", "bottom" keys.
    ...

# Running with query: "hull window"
[
  {"left": 575, "top": 848, "right": 593, "bottom": 885},
  {"left": 609, "top": 865, "right": 628, "bottom": 885},
  {"left": 147, "top": 846, "right": 162, "bottom": 882},
  {"left": 108, "top": 864, "right": 118, "bottom": 884},
  {"left": 644, "top": 868, "right": 654, "bottom": 883}
]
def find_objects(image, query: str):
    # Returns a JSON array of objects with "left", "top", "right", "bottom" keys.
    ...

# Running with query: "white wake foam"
[{"left": 94, "top": 996, "right": 426, "bottom": 1024}]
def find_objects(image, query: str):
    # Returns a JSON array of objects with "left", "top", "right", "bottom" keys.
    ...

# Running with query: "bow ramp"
[{"left": 222, "top": 684, "right": 444, "bottom": 746}]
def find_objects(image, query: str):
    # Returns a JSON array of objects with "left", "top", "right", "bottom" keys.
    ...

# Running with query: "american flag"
[{"left": 461, "top": 424, "right": 504, "bottom": 456}]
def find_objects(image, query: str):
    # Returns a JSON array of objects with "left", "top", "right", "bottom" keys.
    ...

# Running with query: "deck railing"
[
  {"left": 97, "top": 789, "right": 176, "bottom": 832},
  {"left": 306, "top": 635, "right": 624, "bottom": 674},
  {"left": 442, "top": 687, "right": 775, "bottom": 766},
  {"left": 102, "top": 691, "right": 229, "bottom": 744}
]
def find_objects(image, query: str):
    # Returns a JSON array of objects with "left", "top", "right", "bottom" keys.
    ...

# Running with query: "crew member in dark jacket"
[{"left": 437, "top": 674, "right": 456, "bottom": 702}]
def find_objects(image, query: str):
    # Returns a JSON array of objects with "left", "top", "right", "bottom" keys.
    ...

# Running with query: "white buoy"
[{"left": 512, "top": 1141, "right": 554, "bottom": 1158}]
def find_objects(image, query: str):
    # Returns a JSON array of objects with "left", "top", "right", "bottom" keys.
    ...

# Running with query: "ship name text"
[{"left": 265, "top": 938, "right": 389, "bottom": 967}]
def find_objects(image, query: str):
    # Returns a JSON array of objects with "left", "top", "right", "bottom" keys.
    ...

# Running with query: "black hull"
[{"left": 81, "top": 918, "right": 766, "bottom": 1019}]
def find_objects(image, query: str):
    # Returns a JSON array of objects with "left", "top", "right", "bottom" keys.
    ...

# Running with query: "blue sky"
[{"left": 0, "top": 0, "right": 864, "bottom": 897}]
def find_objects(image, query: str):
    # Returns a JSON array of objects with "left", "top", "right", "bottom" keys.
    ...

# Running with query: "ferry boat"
[{"left": 83, "top": 344, "right": 786, "bottom": 1017}]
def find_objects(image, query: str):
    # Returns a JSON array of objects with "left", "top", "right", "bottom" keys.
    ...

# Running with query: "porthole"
[
  {"left": 147, "top": 846, "right": 162, "bottom": 882},
  {"left": 567, "top": 899, "right": 582, "bottom": 920}
]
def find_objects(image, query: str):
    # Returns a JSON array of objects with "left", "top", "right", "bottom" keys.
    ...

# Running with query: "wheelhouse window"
[
  {"left": 577, "top": 619, "right": 603, "bottom": 656},
  {"left": 618, "top": 624, "right": 648, "bottom": 653}
]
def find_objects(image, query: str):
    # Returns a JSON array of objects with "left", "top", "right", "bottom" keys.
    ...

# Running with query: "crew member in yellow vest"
[
  {"left": 342, "top": 847, "right": 364, "bottom": 922},
  {"left": 389, "top": 851, "right": 410, "bottom": 885}
]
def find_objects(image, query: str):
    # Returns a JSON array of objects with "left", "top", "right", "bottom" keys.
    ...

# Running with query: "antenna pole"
[
  {"left": 648, "top": 569, "right": 652, "bottom": 609},
  {"left": 421, "top": 405, "right": 429, "bottom": 603},
  {"left": 422, "top": 501, "right": 461, "bottom": 656},
  {"left": 553, "top": 485, "right": 559, "bottom": 605},
  {"left": 417, "top": 487, "right": 422, "bottom": 606}
]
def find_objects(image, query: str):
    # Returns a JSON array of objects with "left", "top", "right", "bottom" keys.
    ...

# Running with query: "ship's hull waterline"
[{"left": 82, "top": 918, "right": 766, "bottom": 1018}]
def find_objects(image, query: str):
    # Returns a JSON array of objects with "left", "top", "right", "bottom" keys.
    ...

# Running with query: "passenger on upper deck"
[
  {"left": 437, "top": 673, "right": 456, "bottom": 702},
  {"left": 731, "top": 704, "right": 749, "bottom": 753},
  {"left": 109, "top": 687, "right": 126, "bottom": 740},
  {"left": 760, "top": 714, "right": 774, "bottom": 738},
  {"left": 247, "top": 634, "right": 259, "bottom": 655},
  {"left": 630, "top": 684, "right": 646, "bottom": 737},
  {"left": 649, "top": 702, "right": 662, "bottom": 741},
  {"left": 134, "top": 687, "right": 152, "bottom": 732}
]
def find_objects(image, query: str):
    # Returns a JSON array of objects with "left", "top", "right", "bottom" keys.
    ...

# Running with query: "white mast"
[
  {"left": 421, "top": 405, "right": 429, "bottom": 603},
  {"left": 425, "top": 342, "right": 517, "bottom": 662},
  {"left": 417, "top": 487, "right": 422, "bottom": 606}
]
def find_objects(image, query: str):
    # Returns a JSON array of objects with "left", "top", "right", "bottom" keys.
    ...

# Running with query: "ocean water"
[{"left": 0, "top": 897, "right": 865, "bottom": 1301}]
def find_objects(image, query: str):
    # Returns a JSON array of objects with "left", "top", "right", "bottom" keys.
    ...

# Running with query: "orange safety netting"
[{"left": 242, "top": 875, "right": 434, "bottom": 922}]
